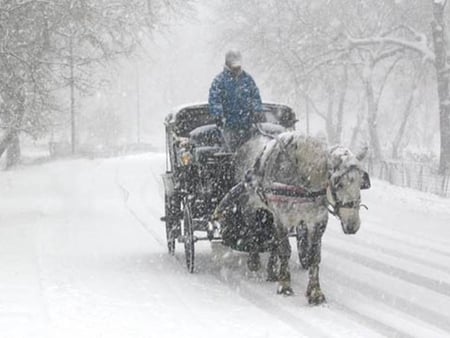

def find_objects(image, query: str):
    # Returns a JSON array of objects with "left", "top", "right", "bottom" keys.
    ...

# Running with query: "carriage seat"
[
  {"left": 192, "top": 146, "right": 224, "bottom": 165},
  {"left": 190, "top": 124, "right": 224, "bottom": 147},
  {"left": 257, "top": 122, "right": 286, "bottom": 136}
]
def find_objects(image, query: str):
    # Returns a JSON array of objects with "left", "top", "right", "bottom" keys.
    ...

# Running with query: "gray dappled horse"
[{"left": 216, "top": 131, "right": 370, "bottom": 305}]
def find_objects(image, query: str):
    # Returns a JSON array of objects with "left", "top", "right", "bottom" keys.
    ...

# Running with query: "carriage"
[{"left": 161, "top": 102, "right": 297, "bottom": 272}]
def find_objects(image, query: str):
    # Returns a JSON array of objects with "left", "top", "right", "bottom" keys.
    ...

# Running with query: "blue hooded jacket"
[{"left": 208, "top": 67, "right": 262, "bottom": 130}]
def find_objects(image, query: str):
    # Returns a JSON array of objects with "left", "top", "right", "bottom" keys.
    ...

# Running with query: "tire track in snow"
[
  {"left": 324, "top": 288, "right": 446, "bottom": 338},
  {"left": 214, "top": 270, "right": 327, "bottom": 338},
  {"left": 205, "top": 252, "right": 407, "bottom": 338},
  {"left": 326, "top": 227, "right": 450, "bottom": 275},
  {"left": 321, "top": 258, "right": 450, "bottom": 333},
  {"left": 362, "top": 224, "right": 450, "bottom": 258},
  {"left": 115, "top": 165, "right": 167, "bottom": 249},
  {"left": 123, "top": 201, "right": 408, "bottom": 337},
  {"left": 327, "top": 303, "right": 415, "bottom": 338},
  {"left": 325, "top": 243, "right": 450, "bottom": 297},
  {"left": 114, "top": 160, "right": 227, "bottom": 332}
]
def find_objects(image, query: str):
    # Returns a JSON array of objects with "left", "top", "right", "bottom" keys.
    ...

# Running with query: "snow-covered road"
[{"left": 0, "top": 153, "right": 449, "bottom": 337}]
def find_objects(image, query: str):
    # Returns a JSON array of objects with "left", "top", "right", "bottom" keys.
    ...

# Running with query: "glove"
[
  {"left": 251, "top": 111, "right": 263, "bottom": 124},
  {"left": 215, "top": 116, "right": 223, "bottom": 128}
]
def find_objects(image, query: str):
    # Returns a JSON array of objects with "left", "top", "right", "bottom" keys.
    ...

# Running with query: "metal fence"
[{"left": 366, "top": 160, "right": 450, "bottom": 198}]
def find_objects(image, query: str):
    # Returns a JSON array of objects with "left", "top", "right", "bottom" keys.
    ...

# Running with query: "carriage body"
[{"left": 161, "top": 103, "right": 296, "bottom": 272}]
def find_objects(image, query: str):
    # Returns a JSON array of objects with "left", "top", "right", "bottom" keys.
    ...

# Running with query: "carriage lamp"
[{"left": 180, "top": 151, "right": 193, "bottom": 166}]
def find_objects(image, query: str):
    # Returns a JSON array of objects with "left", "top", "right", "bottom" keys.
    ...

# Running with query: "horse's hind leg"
[
  {"left": 241, "top": 206, "right": 262, "bottom": 272},
  {"left": 275, "top": 227, "right": 293, "bottom": 295},
  {"left": 306, "top": 222, "right": 327, "bottom": 305},
  {"left": 247, "top": 251, "right": 261, "bottom": 272},
  {"left": 266, "top": 238, "right": 279, "bottom": 281},
  {"left": 296, "top": 221, "right": 309, "bottom": 270}
]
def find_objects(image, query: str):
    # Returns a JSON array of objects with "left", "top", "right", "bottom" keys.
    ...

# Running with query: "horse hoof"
[
  {"left": 307, "top": 293, "right": 326, "bottom": 305},
  {"left": 277, "top": 285, "right": 294, "bottom": 296},
  {"left": 266, "top": 274, "right": 278, "bottom": 282}
]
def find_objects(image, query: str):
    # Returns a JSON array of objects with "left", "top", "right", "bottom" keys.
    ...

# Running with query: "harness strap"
[
  {"left": 264, "top": 185, "right": 326, "bottom": 199},
  {"left": 255, "top": 124, "right": 301, "bottom": 180},
  {"left": 251, "top": 129, "right": 326, "bottom": 206}
]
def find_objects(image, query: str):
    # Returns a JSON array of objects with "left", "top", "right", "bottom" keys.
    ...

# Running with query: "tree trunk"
[
  {"left": 335, "top": 65, "right": 348, "bottom": 145},
  {"left": 365, "top": 75, "right": 382, "bottom": 160},
  {"left": 391, "top": 69, "right": 422, "bottom": 159},
  {"left": 305, "top": 98, "right": 310, "bottom": 136},
  {"left": 0, "top": 129, "right": 16, "bottom": 159},
  {"left": 432, "top": 0, "right": 450, "bottom": 174},
  {"left": 0, "top": 90, "right": 25, "bottom": 163},
  {"left": 70, "top": 36, "right": 76, "bottom": 155},
  {"left": 325, "top": 85, "right": 336, "bottom": 144},
  {"left": 350, "top": 112, "right": 363, "bottom": 149},
  {"left": 6, "top": 132, "right": 21, "bottom": 168}
]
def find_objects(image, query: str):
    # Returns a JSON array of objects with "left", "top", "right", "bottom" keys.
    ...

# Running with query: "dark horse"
[{"left": 214, "top": 131, "right": 370, "bottom": 305}]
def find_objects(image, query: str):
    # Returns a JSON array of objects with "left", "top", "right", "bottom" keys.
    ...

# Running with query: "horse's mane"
[
  {"left": 327, "top": 145, "right": 363, "bottom": 178},
  {"left": 258, "top": 133, "right": 329, "bottom": 190}
]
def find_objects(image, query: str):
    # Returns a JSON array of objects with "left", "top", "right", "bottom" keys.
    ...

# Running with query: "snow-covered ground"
[{"left": 0, "top": 152, "right": 449, "bottom": 338}]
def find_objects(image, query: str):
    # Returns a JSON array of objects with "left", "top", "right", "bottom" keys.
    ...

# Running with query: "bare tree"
[
  {"left": 45, "top": 0, "right": 191, "bottom": 154},
  {"left": 0, "top": 0, "right": 192, "bottom": 165},
  {"left": 211, "top": 0, "right": 444, "bottom": 165},
  {"left": 0, "top": 1, "right": 55, "bottom": 167},
  {"left": 431, "top": 0, "right": 450, "bottom": 173},
  {"left": 391, "top": 64, "right": 425, "bottom": 159}
]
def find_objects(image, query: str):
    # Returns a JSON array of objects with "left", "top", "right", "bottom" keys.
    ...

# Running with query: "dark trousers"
[{"left": 223, "top": 128, "right": 252, "bottom": 152}]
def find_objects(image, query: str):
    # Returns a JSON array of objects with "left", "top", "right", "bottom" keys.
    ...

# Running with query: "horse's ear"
[
  {"left": 327, "top": 145, "right": 343, "bottom": 171},
  {"left": 361, "top": 171, "right": 371, "bottom": 190},
  {"left": 356, "top": 146, "right": 368, "bottom": 161}
]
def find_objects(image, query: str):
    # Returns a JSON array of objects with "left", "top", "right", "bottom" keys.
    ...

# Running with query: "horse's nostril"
[{"left": 341, "top": 222, "right": 360, "bottom": 234}]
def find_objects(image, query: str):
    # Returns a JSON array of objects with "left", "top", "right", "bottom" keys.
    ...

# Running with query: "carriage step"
[
  {"left": 160, "top": 212, "right": 184, "bottom": 222},
  {"left": 177, "top": 235, "right": 221, "bottom": 243},
  {"left": 177, "top": 236, "right": 200, "bottom": 243},
  {"left": 195, "top": 236, "right": 222, "bottom": 242}
]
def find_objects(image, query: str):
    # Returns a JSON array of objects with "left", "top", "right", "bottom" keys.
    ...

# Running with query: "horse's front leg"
[
  {"left": 306, "top": 264, "right": 325, "bottom": 305},
  {"left": 275, "top": 226, "right": 293, "bottom": 295},
  {"left": 266, "top": 237, "right": 279, "bottom": 281},
  {"left": 305, "top": 222, "right": 327, "bottom": 305}
]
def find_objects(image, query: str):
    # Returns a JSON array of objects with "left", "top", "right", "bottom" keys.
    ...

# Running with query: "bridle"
[{"left": 327, "top": 166, "right": 368, "bottom": 217}]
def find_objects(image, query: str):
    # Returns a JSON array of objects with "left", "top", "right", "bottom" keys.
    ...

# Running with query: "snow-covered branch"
[{"left": 346, "top": 35, "right": 435, "bottom": 63}]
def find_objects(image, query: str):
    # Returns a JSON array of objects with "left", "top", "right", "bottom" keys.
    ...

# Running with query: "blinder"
[{"left": 361, "top": 171, "right": 371, "bottom": 190}]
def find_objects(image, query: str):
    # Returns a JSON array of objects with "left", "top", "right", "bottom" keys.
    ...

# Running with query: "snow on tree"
[
  {"left": 210, "top": 0, "right": 450, "bottom": 172},
  {"left": 0, "top": 0, "right": 192, "bottom": 165}
]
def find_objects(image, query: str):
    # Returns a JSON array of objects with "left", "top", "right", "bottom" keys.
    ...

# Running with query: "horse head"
[{"left": 327, "top": 146, "right": 371, "bottom": 234}]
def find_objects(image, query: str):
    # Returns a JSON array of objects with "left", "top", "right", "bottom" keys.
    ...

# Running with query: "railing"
[{"left": 366, "top": 159, "right": 450, "bottom": 198}]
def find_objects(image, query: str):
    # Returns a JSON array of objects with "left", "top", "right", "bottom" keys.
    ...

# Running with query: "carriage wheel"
[
  {"left": 164, "top": 194, "right": 179, "bottom": 255},
  {"left": 296, "top": 227, "right": 309, "bottom": 270},
  {"left": 183, "top": 200, "right": 195, "bottom": 273}
]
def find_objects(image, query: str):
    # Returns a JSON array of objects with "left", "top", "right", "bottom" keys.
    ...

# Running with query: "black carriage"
[{"left": 161, "top": 103, "right": 296, "bottom": 272}]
